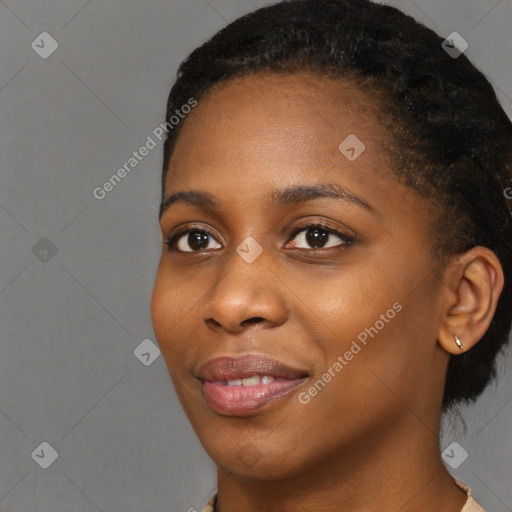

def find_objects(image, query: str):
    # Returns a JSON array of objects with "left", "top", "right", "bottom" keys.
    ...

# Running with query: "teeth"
[
  {"left": 225, "top": 375, "right": 276, "bottom": 386},
  {"left": 242, "top": 375, "right": 261, "bottom": 387}
]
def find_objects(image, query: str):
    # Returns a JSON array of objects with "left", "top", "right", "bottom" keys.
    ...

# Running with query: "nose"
[{"left": 201, "top": 248, "right": 287, "bottom": 333}]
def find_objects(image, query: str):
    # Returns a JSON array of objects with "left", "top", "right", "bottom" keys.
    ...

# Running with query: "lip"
[
  {"left": 198, "top": 354, "right": 309, "bottom": 382},
  {"left": 197, "top": 354, "right": 309, "bottom": 416}
]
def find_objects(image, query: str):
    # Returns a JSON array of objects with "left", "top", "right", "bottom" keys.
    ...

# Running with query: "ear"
[{"left": 438, "top": 246, "right": 504, "bottom": 355}]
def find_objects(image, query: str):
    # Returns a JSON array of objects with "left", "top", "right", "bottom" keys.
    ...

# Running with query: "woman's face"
[{"left": 151, "top": 72, "right": 450, "bottom": 479}]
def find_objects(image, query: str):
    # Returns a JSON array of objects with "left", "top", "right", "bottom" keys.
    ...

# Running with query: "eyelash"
[{"left": 162, "top": 222, "right": 354, "bottom": 253}]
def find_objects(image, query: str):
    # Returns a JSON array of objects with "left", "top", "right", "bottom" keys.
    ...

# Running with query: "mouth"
[{"left": 197, "top": 354, "right": 309, "bottom": 416}]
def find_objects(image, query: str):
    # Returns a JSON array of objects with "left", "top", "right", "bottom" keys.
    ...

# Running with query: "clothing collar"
[{"left": 201, "top": 479, "right": 485, "bottom": 512}]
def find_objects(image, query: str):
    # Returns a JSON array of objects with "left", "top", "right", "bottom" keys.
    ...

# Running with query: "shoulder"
[
  {"left": 201, "top": 493, "right": 217, "bottom": 512},
  {"left": 455, "top": 480, "right": 486, "bottom": 512}
]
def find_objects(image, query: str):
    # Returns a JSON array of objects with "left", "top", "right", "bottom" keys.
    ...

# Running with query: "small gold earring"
[{"left": 454, "top": 333, "right": 464, "bottom": 351}]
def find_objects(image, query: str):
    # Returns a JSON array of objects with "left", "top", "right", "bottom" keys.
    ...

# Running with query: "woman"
[{"left": 151, "top": 0, "right": 512, "bottom": 510}]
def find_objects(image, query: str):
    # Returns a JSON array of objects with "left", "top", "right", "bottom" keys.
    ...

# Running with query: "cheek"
[
  {"left": 150, "top": 267, "right": 173, "bottom": 342},
  {"left": 303, "top": 260, "right": 425, "bottom": 385},
  {"left": 315, "top": 286, "right": 442, "bottom": 432},
  {"left": 152, "top": 258, "right": 198, "bottom": 322},
  {"left": 150, "top": 263, "right": 194, "bottom": 362},
  {"left": 304, "top": 268, "right": 397, "bottom": 347}
]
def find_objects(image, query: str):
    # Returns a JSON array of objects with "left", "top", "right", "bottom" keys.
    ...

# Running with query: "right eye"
[{"left": 164, "top": 229, "right": 223, "bottom": 253}]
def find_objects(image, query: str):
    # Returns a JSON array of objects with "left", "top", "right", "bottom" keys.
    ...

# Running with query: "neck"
[{"left": 214, "top": 423, "right": 467, "bottom": 512}]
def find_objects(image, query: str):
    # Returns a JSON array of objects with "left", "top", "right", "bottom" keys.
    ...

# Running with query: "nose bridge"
[{"left": 201, "top": 240, "right": 286, "bottom": 331}]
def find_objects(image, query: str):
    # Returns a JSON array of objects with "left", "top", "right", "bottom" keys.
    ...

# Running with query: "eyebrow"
[{"left": 159, "top": 182, "right": 373, "bottom": 220}]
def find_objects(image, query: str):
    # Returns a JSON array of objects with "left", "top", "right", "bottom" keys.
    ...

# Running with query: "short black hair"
[{"left": 160, "top": 0, "right": 512, "bottom": 411}]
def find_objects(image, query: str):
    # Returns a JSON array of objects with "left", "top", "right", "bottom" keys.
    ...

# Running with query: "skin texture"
[{"left": 151, "top": 72, "right": 504, "bottom": 511}]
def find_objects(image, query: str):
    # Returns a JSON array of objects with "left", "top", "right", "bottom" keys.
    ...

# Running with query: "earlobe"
[
  {"left": 437, "top": 246, "right": 504, "bottom": 355},
  {"left": 438, "top": 330, "right": 467, "bottom": 355}
]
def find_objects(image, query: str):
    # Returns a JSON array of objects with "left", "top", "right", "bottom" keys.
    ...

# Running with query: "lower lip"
[{"left": 202, "top": 378, "right": 306, "bottom": 416}]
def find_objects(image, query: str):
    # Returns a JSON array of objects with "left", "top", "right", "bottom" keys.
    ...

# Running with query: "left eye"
[{"left": 286, "top": 225, "right": 352, "bottom": 250}]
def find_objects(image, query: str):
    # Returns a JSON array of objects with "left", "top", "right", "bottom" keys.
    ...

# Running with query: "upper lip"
[{"left": 198, "top": 354, "right": 309, "bottom": 382}]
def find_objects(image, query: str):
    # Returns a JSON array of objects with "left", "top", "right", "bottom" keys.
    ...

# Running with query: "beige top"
[{"left": 201, "top": 479, "right": 485, "bottom": 512}]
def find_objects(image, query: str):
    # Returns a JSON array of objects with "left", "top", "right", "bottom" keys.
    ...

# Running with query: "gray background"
[{"left": 0, "top": 0, "right": 511, "bottom": 511}]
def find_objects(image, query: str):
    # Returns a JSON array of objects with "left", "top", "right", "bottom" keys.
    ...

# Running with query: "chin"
[{"left": 204, "top": 438, "right": 314, "bottom": 481}]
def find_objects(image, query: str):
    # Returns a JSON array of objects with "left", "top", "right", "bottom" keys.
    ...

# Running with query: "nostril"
[
  {"left": 241, "top": 317, "right": 265, "bottom": 326},
  {"left": 205, "top": 318, "right": 222, "bottom": 328}
]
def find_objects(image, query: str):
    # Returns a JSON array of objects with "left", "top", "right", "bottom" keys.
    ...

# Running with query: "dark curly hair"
[{"left": 160, "top": 0, "right": 512, "bottom": 411}]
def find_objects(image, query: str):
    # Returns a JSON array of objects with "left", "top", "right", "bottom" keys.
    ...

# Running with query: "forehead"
[{"left": 165, "top": 72, "right": 393, "bottom": 192}]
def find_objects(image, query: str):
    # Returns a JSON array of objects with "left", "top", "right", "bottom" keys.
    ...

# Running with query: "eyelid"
[
  {"left": 285, "top": 222, "right": 354, "bottom": 249},
  {"left": 163, "top": 224, "right": 222, "bottom": 251}
]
